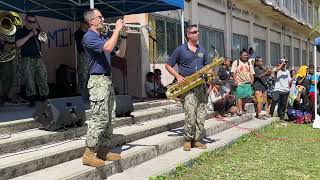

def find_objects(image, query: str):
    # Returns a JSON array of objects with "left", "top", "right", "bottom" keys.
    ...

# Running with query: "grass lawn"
[{"left": 151, "top": 122, "right": 320, "bottom": 180}]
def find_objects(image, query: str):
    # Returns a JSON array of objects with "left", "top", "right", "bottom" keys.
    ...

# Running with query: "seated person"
[
  {"left": 145, "top": 72, "right": 166, "bottom": 98},
  {"left": 207, "top": 77, "right": 237, "bottom": 119},
  {"left": 287, "top": 85, "right": 312, "bottom": 124},
  {"left": 154, "top": 69, "right": 166, "bottom": 92}
]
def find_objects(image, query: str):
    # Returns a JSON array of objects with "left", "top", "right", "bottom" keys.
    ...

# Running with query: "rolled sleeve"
[
  {"left": 82, "top": 33, "right": 106, "bottom": 53},
  {"left": 250, "top": 64, "right": 255, "bottom": 74},
  {"left": 166, "top": 47, "right": 180, "bottom": 67},
  {"left": 230, "top": 60, "right": 237, "bottom": 73}
]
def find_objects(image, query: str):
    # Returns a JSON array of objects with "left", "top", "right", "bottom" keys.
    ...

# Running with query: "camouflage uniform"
[
  {"left": 0, "top": 33, "right": 16, "bottom": 103},
  {"left": 181, "top": 84, "right": 208, "bottom": 142},
  {"left": 10, "top": 49, "right": 25, "bottom": 99},
  {"left": 23, "top": 57, "right": 49, "bottom": 97},
  {"left": 0, "top": 61, "right": 14, "bottom": 101},
  {"left": 85, "top": 75, "right": 116, "bottom": 151}
]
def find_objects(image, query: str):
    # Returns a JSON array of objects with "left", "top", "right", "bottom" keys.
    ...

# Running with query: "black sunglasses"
[
  {"left": 189, "top": 31, "right": 199, "bottom": 34},
  {"left": 27, "top": 20, "right": 36, "bottom": 24}
]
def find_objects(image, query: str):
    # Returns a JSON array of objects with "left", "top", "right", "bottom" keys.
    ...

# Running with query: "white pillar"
[
  {"left": 314, "top": 45, "right": 318, "bottom": 116},
  {"left": 90, "top": 0, "right": 94, "bottom": 9},
  {"left": 181, "top": 9, "right": 185, "bottom": 44}
]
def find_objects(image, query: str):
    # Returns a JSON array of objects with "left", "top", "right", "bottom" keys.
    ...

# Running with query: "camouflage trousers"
[
  {"left": 77, "top": 52, "right": 89, "bottom": 91},
  {"left": 0, "top": 61, "right": 14, "bottom": 99},
  {"left": 85, "top": 75, "right": 116, "bottom": 151},
  {"left": 22, "top": 57, "right": 49, "bottom": 97},
  {"left": 181, "top": 84, "right": 208, "bottom": 142}
]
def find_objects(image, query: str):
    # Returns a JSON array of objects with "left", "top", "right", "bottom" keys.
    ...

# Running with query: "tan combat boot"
[
  {"left": 183, "top": 141, "right": 192, "bottom": 151},
  {"left": 97, "top": 147, "right": 121, "bottom": 161},
  {"left": 82, "top": 147, "right": 105, "bottom": 167},
  {"left": 193, "top": 141, "right": 207, "bottom": 149}
]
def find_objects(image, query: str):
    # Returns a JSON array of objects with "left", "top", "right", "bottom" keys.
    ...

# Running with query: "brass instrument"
[
  {"left": 0, "top": 11, "right": 22, "bottom": 36},
  {"left": 33, "top": 17, "right": 47, "bottom": 43},
  {"left": 0, "top": 11, "right": 21, "bottom": 63},
  {"left": 100, "top": 23, "right": 147, "bottom": 35},
  {"left": 166, "top": 56, "right": 224, "bottom": 99},
  {"left": 38, "top": 31, "right": 48, "bottom": 43}
]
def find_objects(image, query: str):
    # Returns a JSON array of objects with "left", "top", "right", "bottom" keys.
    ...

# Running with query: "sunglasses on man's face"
[
  {"left": 189, "top": 31, "right": 199, "bottom": 34},
  {"left": 27, "top": 19, "right": 36, "bottom": 24}
]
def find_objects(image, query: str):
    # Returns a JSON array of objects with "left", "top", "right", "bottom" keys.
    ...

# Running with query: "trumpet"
[
  {"left": 38, "top": 31, "right": 48, "bottom": 43},
  {"left": 101, "top": 23, "right": 148, "bottom": 35}
]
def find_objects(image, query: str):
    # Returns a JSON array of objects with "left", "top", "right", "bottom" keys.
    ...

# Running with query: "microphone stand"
[{"left": 34, "top": 17, "right": 42, "bottom": 57}]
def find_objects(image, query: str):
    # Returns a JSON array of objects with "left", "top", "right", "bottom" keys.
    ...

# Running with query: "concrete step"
[
  {"left": 0, "top": 104, "right": 182, "bottom": 155},
  {"left": 108, "top": 117, "right": 277, "bottom": 180},
  {"left": 0, "top": 111, "right": 190, "bottom": 180},
  {"left": 0, "top": 99, "right": 176, "bottom": 134},
  {"left": 0, "top": 103, "right": 30, "bottom": 113},
  {"left": 10, "top": 113, "right": 255, "bottom": 180}
]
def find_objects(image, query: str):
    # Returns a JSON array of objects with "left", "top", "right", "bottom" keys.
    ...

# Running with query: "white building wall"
[{"left": 141, "top": 0, "right": 320, "bottom": 93}]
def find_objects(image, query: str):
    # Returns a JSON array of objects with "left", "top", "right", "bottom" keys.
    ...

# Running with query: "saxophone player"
[
  {"left": 165, "top": 25, "right": 208, "bottom": 151},
  {"left": 15, "top": 13, "right": 49, "bottom": 106}
]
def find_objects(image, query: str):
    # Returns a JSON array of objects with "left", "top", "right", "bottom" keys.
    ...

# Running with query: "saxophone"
[{"left": 166, "top": 56, "right": 224, "bottom": 99}]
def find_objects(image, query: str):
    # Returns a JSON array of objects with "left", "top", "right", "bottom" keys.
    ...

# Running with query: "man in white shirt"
[{"left": 269, "top": 59, "right": 293, "bottom": 120}]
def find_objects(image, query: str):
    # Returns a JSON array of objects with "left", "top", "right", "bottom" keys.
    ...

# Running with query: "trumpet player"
[
  {"left": 81, "top": 8, "right": 127, "bottom": 167},
  {"left": 165, "top": 24, "right": 208, "bottom": 151},
  {"left": 15, "top": 13, "right": 49, "bottom": 106}
]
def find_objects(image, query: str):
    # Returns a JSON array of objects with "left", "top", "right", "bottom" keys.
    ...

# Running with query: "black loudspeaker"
[
  {"left": 33, "top": 96, "right": 86, "bottom": 131},
  {"left": 115, "top": 95, "right": 133, "bottom": 117}
]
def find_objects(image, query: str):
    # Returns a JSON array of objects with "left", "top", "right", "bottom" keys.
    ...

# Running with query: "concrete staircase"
[{"left": 0, "top": 99, "right": 275, "bottom": 180}]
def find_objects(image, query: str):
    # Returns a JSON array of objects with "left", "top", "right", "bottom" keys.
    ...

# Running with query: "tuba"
[
  {"left": 0, "top": 11, "right": 22, "bottom": 36},
  {"left": 166, "top": 56, "right": 224, "bottom": 99},
  {"left": 0, "top": 11, "right": 21, "bottom": 63}
]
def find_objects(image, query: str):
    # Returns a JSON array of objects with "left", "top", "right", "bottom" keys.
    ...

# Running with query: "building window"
[
  {"left": 293, "top": 0, "right": 299, "bottom": 17},
  {"left": 301, "top": 0, "right": 307, "bottom": 21},
  {"left": 199, "top": 26, "right": 225, "bottom": 61},
  {"left": 308, "top": 5, "right": 313, "bottom": 25},
  {"left": 253, "top": 38, "right": 266, "bottom": 60},
  {"left": 302, "top": 49, "right": 307, "bottom": 65},
  {"left": 148, "top": 15, "right": 182, "bottom": 63},
  {"left": 283, "top": 0, "right": 290, "bottom": 10},
  {"left": 315, "top": 6, "right": 319, "bottom": 24},
  {"left": 294, "top": 48, "right": 300, "bottom": 66},
  {"left": 270, "top": 42, "right": 280, "bottom": 66},
  {"left": 232, "top": 33, "right": 248, "bottom": 60},
  {"left": 283, "top": 45, "right": 291, "bottom": 62}
]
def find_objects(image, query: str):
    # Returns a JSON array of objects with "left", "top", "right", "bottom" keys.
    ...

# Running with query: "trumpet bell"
[{"left": 38, "top": 32, "right": 48, "bottom": 42}]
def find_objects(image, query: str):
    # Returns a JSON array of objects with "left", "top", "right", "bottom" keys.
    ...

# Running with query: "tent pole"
[
  {"left": 314, "top": 45, "right": 318, "bottom": 119},
  {"left": 73, "top": 13, "right": 79, "bottom": 94},
  {"left": 181, "top": 9, "right": 185, "bottom": 44},
  {"left": 90, "top": 0, "right": 94, "bottom": 9}
]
